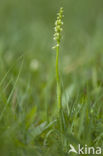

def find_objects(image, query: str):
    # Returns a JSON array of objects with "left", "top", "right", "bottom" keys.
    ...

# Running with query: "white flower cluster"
[{"left": 53, "top": 7, "right": 64, "bottom": 49}]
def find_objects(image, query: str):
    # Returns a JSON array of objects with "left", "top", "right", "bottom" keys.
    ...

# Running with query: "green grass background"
[{"left": 0, "top": 0, "right": 103, "bottom": 155}]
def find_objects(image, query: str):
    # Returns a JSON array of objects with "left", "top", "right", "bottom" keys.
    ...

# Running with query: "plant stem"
[{"left": 56, "top": 44, "right": 62, "bottom": 110}]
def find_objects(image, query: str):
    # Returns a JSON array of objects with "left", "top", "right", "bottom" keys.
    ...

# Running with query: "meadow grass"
[{"left": 0, "top": 0, "right": 103, "bottom": 156}]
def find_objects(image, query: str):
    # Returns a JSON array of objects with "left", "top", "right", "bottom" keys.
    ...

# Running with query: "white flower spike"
[{"left": 53, "top": 7, "right": 64, "bottom": 49}]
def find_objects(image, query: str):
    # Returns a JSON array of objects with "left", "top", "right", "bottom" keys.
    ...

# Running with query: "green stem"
[{"left": 56, "top": 45, "right": 62, "bottom": 110}]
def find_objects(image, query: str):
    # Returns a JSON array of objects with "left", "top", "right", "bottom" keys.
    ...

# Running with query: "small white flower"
[{"left": 30, "top": 59, "right": 39, "bottom": 71}]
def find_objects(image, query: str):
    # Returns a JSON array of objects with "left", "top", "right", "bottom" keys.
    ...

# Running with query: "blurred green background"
[
  {"left": 0, "top": 0, "right": 103, "bottom": 107},
  {"left": 0, "top": 0, "right": 103, "bottom": 155}
]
